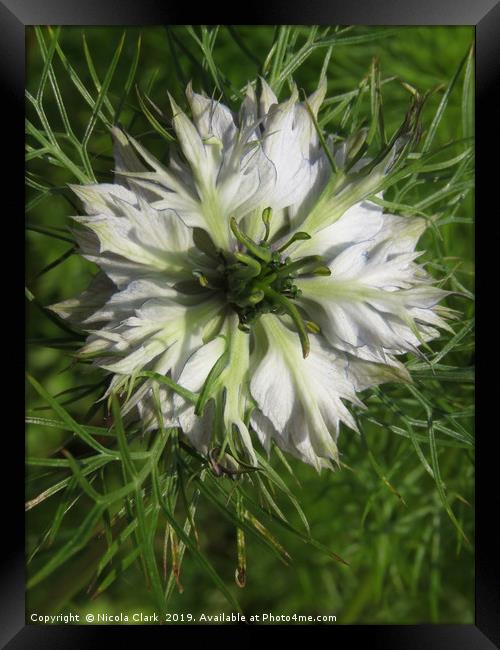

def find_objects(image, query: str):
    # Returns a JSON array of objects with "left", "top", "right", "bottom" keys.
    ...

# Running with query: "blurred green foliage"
[{"left": 26, "top": 25, "right": 474, "bottom": 624}]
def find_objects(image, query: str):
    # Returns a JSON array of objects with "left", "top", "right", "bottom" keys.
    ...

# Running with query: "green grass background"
[{"left": 26, "top": 26, "right": 474, "bottom": 624}]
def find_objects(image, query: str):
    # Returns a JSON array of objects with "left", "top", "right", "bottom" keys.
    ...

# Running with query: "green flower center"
[{"left": 187, "top": 209, "right": 330, "bottom": 358}]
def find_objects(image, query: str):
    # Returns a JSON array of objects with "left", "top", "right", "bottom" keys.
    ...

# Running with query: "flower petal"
[{"left": 250, "top": 316, "right": 362, "bottom": 470}]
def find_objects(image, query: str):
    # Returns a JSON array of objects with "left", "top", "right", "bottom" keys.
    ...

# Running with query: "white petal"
[
  {"left": 186, "top": 83, "right": 237, "bottom": 151},
  {"left": 95, "top": 295, "right": 222, "bottom": 376},
  {"left": 49, "top": 272, "right": 115, "bottom": 324},
  {"left": 84, "top": 279, "right": 176, "bottom": 324},
  {"left": 259, "top": 78, "right": 278, "bottom": 115},
  {"left": 250, "top": 316, "right": 363, "bottom": 470},
  {"left": 290, "top": 200, "right": 384, "bottom": 260},
  {"left": 169, "top": 94, "right": 211, "bottom": 184},
  {"left": 174, "top": 336, "right": 226, "bottom": 454},
  {"left": 296, "top": 209, "right": 448, "bottom": 364},
  {"left": 70, "top": 182, "right": 138, "bottom": 216}
]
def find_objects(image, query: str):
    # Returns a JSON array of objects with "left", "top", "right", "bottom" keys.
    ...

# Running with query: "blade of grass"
[
  {"left": 27, "top": 374, "right": 114, "bottom": 456},
  {"left": 152, "top": 465, "right": 242, "bottom": 612},
  {"left": 421, "top": 47, "right": 470, "bottom": 153},
  {"left": 115, "top": 33, "right": 142, "bottom": 123},
  {"left": 82, "top": 31, "right": 115, "bottom": 119},
  {"left": 428, "top": 418, "right": 470, "bottom": 545}
]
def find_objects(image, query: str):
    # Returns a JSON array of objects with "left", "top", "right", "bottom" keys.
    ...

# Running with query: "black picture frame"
[{"left": 5, "top": 0, "right": 498, "bottom": 646}]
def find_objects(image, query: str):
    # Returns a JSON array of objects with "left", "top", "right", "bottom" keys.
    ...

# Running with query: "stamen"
[
  {"left": 261, "top": 207, "right": 272, "bottom": 243},
  {"left": 248, "top": 290, "right": 265, "bottom": 305},
  {"left": 192, "top": 270, "right": 209, "bottom": 287},
  {"left": 254, "top": 272, "right": 277, "bottom": 289},
  {"left": 297, "top": 265, "right": 332, "bottom": 277},
  {"left": 277, "top": 231, "right": 311, "bottom": 253},
  {"left": 230, "top": 217, "right": 272, "bottom": 263},
  {"left": 264, "top": 287, "right": 310, "bottom": 358},
  {"left": 209, "top": 218, "right": 328, "bottom": 351},
  {"left": 232, "top": 252, "right": 262, "bottom": 279},
  {"left": 305, "top": 320, "right": 321, "bottom": 334},
  {"left": 237, "top": 290, "right": 265, "bottom": 307},
  {"left": 275, "top": 255, "right": 323, "bottom": 276}
]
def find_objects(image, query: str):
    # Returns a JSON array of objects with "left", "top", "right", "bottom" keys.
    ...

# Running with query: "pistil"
[{"left": 192, "top": 209, "right": 326, "bottom": 358}]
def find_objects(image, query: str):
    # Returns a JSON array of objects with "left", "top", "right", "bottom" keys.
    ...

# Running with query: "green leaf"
[
  {"left": 428, "top": 418, "right": 470, "bottom": 545},
  {"left": 82, "top": 31, "right": 115, "bottom": 119},
  {"left": 430, "top": 319, "right": 474, "bottom": 366},
  {"left": 61, "top": 449, "right": 104, "bottom": 503},
  {"left": 193, "top": 471, "right": 291, "bottom": 565},
  {"left": 93, "top": 547, "right": 142, "bottom": 597},
  {"left": 26, "top": 457, "right": 111, "bottom": 511},
  {"left": 27, "top": 503, "right": 105, "bottom": 589},
  {"left": 138, "top": 371, "right": 198, "bottom": 404},
  {"left": 27, "top": 374, "right": 113, "bottom": 456},
  {"left": 421, "top": 47, "right": 470, "bottom": 153},
  {"left": 462, "top": 44, "right": 474, "bottom": 140},
  {"left": 26, "top": 414, "right": 114, "bottom": 437},
  {"left": 82, "top": 32, "right": 125, "bottom": 147},
  {"left": 51, "top": 31, "right": 111, "bottom": 128},
  {"left": 254, "top": 451, "right": 310, "bottom": 536},
  {"left": 234, "top": 481, "right": 349, "bottom": 566},
  {"left": 195, "top": 348, "right": 228, "bottom": 416},
  {"left": 152, "top": 466, "right": 242, "bottom": 612},
  {"left": 115, "top": 34, "right": 142, "bottom": 123},
  {"left": 31, "top": 246, "right": 75, "bottom": 280},
  {"left": 112, "top": 395, "right": 138, "bottom": 480},
  {"left": 135, "top": 87, "right": 174, "bottom": 141},
  {"left": 357, "top": 419, "right": 407, "bottom": 506}
]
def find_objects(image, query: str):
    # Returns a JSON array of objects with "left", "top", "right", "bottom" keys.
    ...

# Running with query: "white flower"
[{"left": 51, "top": 79, "right": 454, "bottom": 470}]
